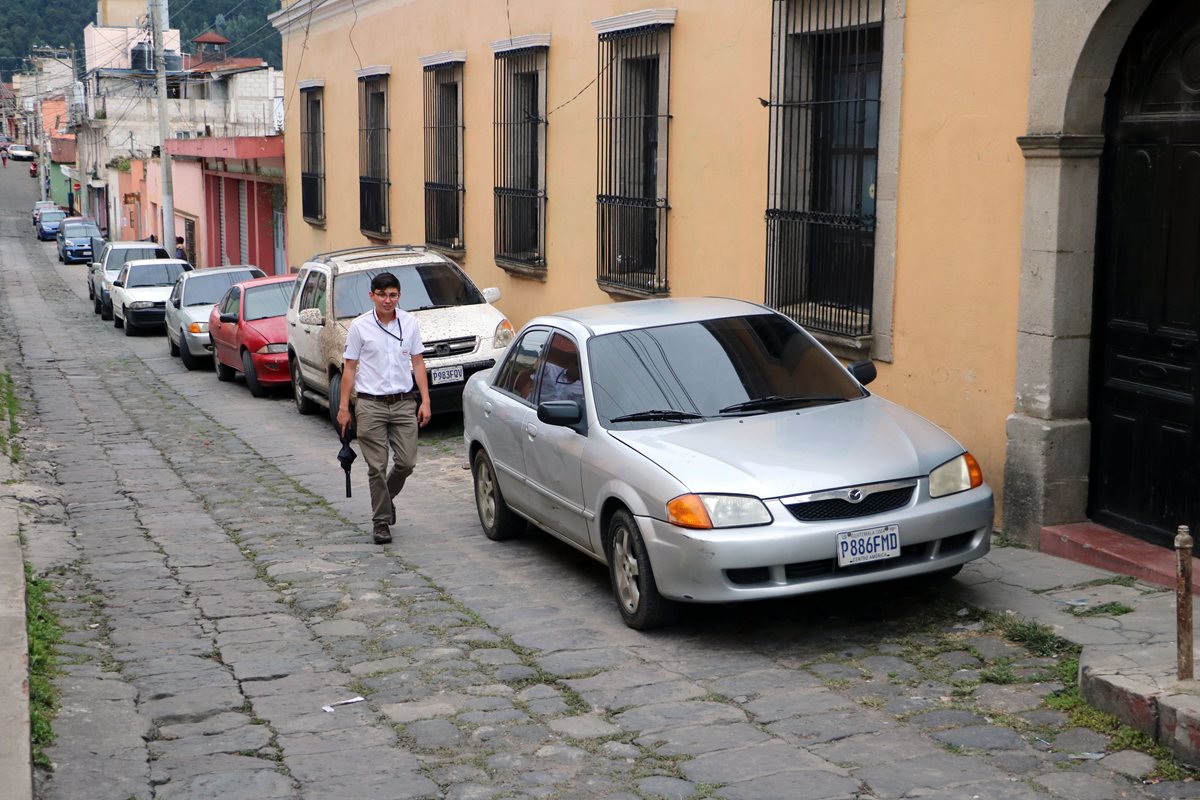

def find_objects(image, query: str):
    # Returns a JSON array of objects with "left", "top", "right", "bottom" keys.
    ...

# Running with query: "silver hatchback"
[{"left": 462, "top": 297, "right": 994, "bottom": 629}]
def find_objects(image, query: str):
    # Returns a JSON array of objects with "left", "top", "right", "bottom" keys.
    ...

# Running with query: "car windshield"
[
  {"left": 182, "top": 270, "right": 260, "bottom": 306},
  {"left": 244, "top": 281, "right": 295, "bottom": 321},
  {"left": 41, "top": 212, "right": 65, "bottom": 223},
  {"left": 109, "top": 248, "right": 170, "bottom": 272},
  {"left": 63, "top": 223, "right": 101, "bottom": 239},
  {"left": 588, "top": 313, "right": 865, "bottom": 427},
  {"left": 126, "top": 262, "right": 188, "bottom": 288},
  {"left": 333, "top": 263, "right": 485, "bottom": 319}
]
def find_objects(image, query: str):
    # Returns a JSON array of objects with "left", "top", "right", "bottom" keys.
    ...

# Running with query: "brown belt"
[{"left": 356, "top": 391, "right": 417, "bottom": 404}]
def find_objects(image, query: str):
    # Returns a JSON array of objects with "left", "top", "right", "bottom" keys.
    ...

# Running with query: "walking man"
[{"left": 337, "top": 272, "right": 431, "bottom": 544}]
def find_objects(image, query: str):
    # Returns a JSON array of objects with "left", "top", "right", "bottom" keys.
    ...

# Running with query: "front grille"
[
  {"left": 424, "top": 335, "right": 478, "bottom": 360},
  {"left": 785, "top": 485, "right": 914, "bottom": 522}
]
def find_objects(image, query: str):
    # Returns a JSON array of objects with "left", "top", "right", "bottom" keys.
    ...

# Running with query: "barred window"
[
  {"left": 358, "top": 75, "right": 389, "bottom": 237},
  {"left": 300, "top": 87, "right": 324, "bottom": 223},
  {"left": 424, "top": 62, "right": 465, "bottom": 251},
  {"left": 596, "top": 25, "right": 671, "bottom": 296},
  {"left": 494, "top": 46, "right": 548, "bottom": 272},
  {"left": 765, "top": 0, "right": 882, "bottom": 338}
]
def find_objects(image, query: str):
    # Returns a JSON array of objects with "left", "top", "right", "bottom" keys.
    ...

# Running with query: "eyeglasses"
[{"left": 373, "top": 291, "right": 401, "bottom": 300}]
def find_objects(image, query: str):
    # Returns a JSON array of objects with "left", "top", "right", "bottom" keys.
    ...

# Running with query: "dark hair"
[
  {"left": 370, "top": 271, "right": 400, "bottom": 293},
  {"left": 175, "top": 236, "right": 184, "bottom": 245}
]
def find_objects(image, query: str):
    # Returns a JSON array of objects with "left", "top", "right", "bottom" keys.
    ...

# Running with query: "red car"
[{"left": 209, "top": 273, "right": 297, "bottom": 397}]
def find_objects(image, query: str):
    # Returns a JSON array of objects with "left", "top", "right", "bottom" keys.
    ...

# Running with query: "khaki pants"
[{"left": 355, "top": 396, "right": 418, "bottom": 525}]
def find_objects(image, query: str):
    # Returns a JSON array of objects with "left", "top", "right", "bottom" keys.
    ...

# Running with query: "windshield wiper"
[
  {"left": 412, "top": 304, "right": 454, "bottom": 311},
  {"left": 719, "top": 395, "right": 850, "bottom": 414},
  {"left": 609, "top": 409, "right": 705, "bottom": 423}
]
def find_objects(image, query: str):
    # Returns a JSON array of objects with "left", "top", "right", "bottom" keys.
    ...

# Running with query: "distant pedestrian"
[
  {"left": 337, "top": 271, "right": 431, "bottom": 544},
  {"left": 1, "top": 150, "right": 7, "bottom": 168},
  {"left": 175, "top": 235, "right": 186, "bottom": 260}
]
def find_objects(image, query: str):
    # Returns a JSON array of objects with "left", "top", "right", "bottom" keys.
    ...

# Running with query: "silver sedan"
[{"left": 462, "top": 297, "right": 994, "bottom": 629}]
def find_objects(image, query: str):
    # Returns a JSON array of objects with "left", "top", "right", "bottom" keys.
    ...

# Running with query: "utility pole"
[
  {"left": 32, "top": 59, "right": 47, "bottom": 201},
  {"left": 151, "top": 0, "right": 175, "bottom": 247}
]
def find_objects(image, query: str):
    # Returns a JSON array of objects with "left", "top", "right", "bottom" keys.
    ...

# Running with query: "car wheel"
[
  {"left": 93, "top": 295, "right": 100, "bottom": 314},
  {"left": 113, "top": 307, "right": 124, "bottom": 328},
  {"left": 472, "top": 450, "right": 523, "bottom": 541},
  {"left": 243, "top": 351, "right": 267, "bottom": 398},
  {"left": 290, "top": 359, "right": 317, "bottom": 415},
  {"left": 607, "top": 508, "right": 677, "bottom": 630},
  {"left": 168, "top": 330, "right": 180, "bottom": 357},
  {"left": 181, "top": 338, "right": 202, "bottom": 371},
  {"left": 327, "top": 371, "right": 343, "bottom": 427},
  {"left": 101, "top": 299, "right": 112, "bottom": 320},
  {"left": 215, "top": 352, "right": 235, "bottom": 382},
  {"left": 123, "top": 309, "right": 136, "bottom": 336},
  {"left": 88, "top": 281, "right": 94, "bottom": 300}
]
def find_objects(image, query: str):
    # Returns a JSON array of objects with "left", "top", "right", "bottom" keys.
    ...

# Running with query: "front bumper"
[
  {"left": 127, "top": 305, "right": 166, "bottom": 326},
  {"left": 63, "top": 246, "right": 92, "bottom": 263},
  {"left": 636, "top": 484, "right": 994, "bottom": 603},
  {"left": 249, "top": 352, "right": 291, "bottom": 385},
  {"left": 182, "top": 329, "right": 213, "bottom": 357}
]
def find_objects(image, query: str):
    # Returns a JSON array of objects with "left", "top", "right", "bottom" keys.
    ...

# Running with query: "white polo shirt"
[{"left": 343, "top": 309, "right": 426, "bottom": 395}]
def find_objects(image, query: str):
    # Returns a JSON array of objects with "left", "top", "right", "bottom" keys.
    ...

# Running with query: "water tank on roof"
[
  {"left": 130, "top": 42, "right": 152, "bottom": 72},
  {"left": 163, "top": 50, "right": 183, "bottom": 72}
]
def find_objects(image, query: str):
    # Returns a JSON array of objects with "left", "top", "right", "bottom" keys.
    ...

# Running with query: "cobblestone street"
[{"left": 2, "top": 174, "right": 1198, "bottom": 799}]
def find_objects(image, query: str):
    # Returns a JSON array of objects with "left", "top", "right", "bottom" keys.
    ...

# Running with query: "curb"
[
  {"left": 0, "top": 499, "right": 32, "bottom": 800},
  {"left": 1079, "top": 642, "right": 1200, "bottom": 767}
]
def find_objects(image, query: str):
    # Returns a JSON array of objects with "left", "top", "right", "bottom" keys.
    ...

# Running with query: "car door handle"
[
  {"left": 483, "top": 400, "right": 493, "bottom": 416},
  {"left": 524, "top": 423, "right": 538, "bottom": 438}
]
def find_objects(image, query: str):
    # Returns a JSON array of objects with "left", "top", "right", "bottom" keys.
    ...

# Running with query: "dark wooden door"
[{"left": 1091, "top": 2, "right": 1200, "bottom": 546}]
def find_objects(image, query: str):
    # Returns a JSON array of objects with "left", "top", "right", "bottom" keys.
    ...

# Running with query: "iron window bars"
[
  {"left": 300, "top": 86, "right": 324, "bottom": 223},
  {"left": 596, "top": 24, "right": 671, "bottom": 296},
  {"left": 494, "top": 46, "right": 548, "bottom": 271},
  {"left": 765, "top": 0, "right": 883, "bottom": 337},
  {"left": 424, "top": 61, "right": 465, "bottom": 251},
  {"left": 358, "top": 75, "right": 390, "bottom": 237}
]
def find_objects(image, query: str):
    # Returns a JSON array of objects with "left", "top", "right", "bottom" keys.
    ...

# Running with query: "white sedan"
[
  {"left": 7, "top": 146, "right": 35, "bottom": 161},
  {"left": 463, "top": 297, "right": 994, "bottom": 629},
  {"left": 110, "top": 258, "right": 192, "bottom": 335}
]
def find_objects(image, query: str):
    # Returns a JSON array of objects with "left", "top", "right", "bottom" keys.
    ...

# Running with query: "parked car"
[
  {"left": 31, "top": 200, "right": 57, "bottom": 224},
  {"left": 110, "top": 258, "right": 192, "bottom": 334},
  {"left": 35, "top": 210, "right": 66, "bottom": 240},
  {"left": 165, "top": 265, "right": 266, "bottom": 370},
  {"left": 210, "top": 274, "right": 298, "bottom": 396},
  {"left": 462, "top": 297, "right": 995, "bottom": 630},
  {"left": 90, "top": 242, "right": 171, "bottom": 319},
  {"left": 57, "top": 220, "right": 102, "bottom": 264},
  {"left": 287, "top": 245, "right": 514, "bottom": 425},
  {"left": 8, "top": 145, "right": 35, "bottom": 161}
]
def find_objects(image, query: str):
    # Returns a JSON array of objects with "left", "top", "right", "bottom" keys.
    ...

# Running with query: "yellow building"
[{"left": 272, "top": 0, "right": 1200, "bottom": 555}]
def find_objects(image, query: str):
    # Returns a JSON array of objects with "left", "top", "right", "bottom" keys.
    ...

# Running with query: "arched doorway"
[{"left": 1090, "top": 0, "right": 1200, "bottom": 546}]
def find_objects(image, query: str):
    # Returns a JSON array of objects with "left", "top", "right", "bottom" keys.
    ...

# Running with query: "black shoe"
[
  {"left": 389, "top": 502, "right": 396, "bottom": 526},
  {"left": 373, "top": 523, "right": 392, "bottom": 544}
]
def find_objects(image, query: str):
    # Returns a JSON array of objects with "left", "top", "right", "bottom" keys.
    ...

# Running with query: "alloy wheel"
[{"left": 611, "top": 526, "right": 641, "bottom": 614}]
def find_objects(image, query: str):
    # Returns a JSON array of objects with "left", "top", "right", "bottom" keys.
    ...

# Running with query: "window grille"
[
  {"left": 424, "top": 62, "right": 465, "bottom": 250},
  {"left": 494, "top": 47, "right": 547, "bottom": 271},
  {"left": 358, "top": 75, "right": 389, "bottom": 236},
  {"left": 300, "top": 86, "right": 324, "bottom": 222},
  {"left": 596, "top": 25, "right": 671, "bottom": 295},
  {"left": 765, "top": 0, "right": 882, "bottom": 337}
]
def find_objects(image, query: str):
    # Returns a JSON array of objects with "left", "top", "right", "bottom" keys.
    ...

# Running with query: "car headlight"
[
  {"left": 187, "top": 322, "right": 209, "bottom": 334},
  {"left": 929, "top": 452, "right": 984, "bottom": 498},
  {"left": 666, "top": 494, "right": 773, "bottom": 529},
  {"left": 102, "top": 280, "right": 112, "bottom": 291},
  {"left": 494, "top": 319, "right": 515, "bottom": 349},
  {"left": 257, "top": 343, "right": 288, "bottom": 354},
  {"left": 130, "top": 301, "right": 155, "bottom": 309}
]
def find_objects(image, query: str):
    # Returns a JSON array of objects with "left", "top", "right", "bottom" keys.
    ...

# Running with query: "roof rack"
[{"left": 312, "top": 244, "right": 427, "bottom": 264}]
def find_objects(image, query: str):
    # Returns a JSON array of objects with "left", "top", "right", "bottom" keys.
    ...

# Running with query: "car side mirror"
[
  {"left": 112, "top": 280, "right": 124, "bottom": 288},
  {"left": 849, "top": 360, "right": 877, "bottom": 386},
  {"left": 538, "top": 400, "right": 583, "bottom": 428},
  {"left": 298, "top": 308, "right": 325, "bottom": 326},
  {"left": 482, "top": 287, "right": 501, "bottom": 304},
  {"left": 171, "top": 299, "right": 180, "bottom": 308},
  {"left": 219, "top": 313, "right": 238, "bottom": 324}
]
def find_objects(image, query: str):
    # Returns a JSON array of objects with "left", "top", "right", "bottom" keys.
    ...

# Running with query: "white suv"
[{"left": 287, "top": 246, "right": 514, "bottom": 422}]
